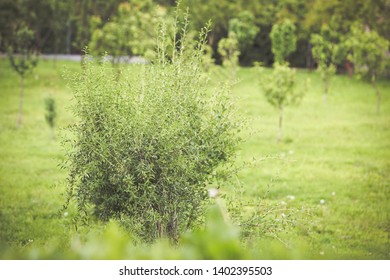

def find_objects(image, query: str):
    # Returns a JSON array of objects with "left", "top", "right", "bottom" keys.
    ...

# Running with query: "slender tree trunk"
[
  {"left": 323, "top": 81, "right": 328, "bottom": 104},
  {"left": 66, "top": 19, "right": 72, "bottom": 54},
  {"left": 53, "top": 38, "right": 58, "bottom": 67},
  {"left": 373, "top": 80, "right": 381, "bottom": 114},
  {"left": 50, "top": 127, "right": 54, "bottom": 142},
  {"left": 17, "top": 75, "right": 24, "bottom": 128},
  {"left": 345, "top": 60, "right": 354, "bottom": 78},
  {"left": 306, "top": 42, "right": 313, "bottom": 70},
  {"left": 230, "top": 65, "right": 237, "bottom": 82},
  {"left": 278, "top": 105, "right": 283, "bottom": 142}
]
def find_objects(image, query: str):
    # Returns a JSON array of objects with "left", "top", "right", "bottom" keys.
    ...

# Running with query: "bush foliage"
[{"left": 63, "top": 15, "right": 241, "bottom": 243}]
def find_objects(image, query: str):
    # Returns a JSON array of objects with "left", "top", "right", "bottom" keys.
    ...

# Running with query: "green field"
[{"left": 0, "top": 59, "right": 389, "bottom": 259}]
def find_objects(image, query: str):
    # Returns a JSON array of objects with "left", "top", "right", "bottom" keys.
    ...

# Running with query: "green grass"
[
  {"left": 233, "top": 67, "right": 390, "bottom": 259},
  {"left": 0, "top": 59, "right": 389, "bottom": 259},
  {"left": 0, "top": 59, "right": 79, "bottom": 250}
]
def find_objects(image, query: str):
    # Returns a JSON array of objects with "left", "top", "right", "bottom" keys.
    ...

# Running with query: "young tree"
[
  {"left": 347, "top": 24, "right": 389, "bottom": 114},
  {"left": 89, "top": 0, "right": 160, "bottom": 69},
  {"left": 270, "top": 19, "right": 297, "bottom": 65},
  {"left": 266, "top": 19, "right": 303, "bottom": 141},
  {"left": 7, "top": 26, "right": 39, "bottom": 128},
  {"left": 63, "top": 11, "right": 241, "bottom": 243},
  {"left": 228, "top": 11, "right": 259, "bottom": 55},
  {"left": 310, "top": 25, "right": 345, "bottom": 104},
  {"left": 260, "top": 64, "right": 306, "bottom": 142},
  {"left": 201, "top": 44, "right": 215, "bottom": 72},
  {"left": 218, "top": 10, "right": 259, "bottom": 79},
  {"left": 217, "top": 32, "right": 240, "bottom": 79},
  {"left": 44, "top": 97, "right": 57, "bottom": 141}
]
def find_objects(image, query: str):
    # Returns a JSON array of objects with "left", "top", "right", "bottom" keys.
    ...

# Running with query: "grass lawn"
[{"left": 0, "top": 59, "right": 389, "bottom": 259}]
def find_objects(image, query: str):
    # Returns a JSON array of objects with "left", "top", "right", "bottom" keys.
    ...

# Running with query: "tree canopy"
[
  {"left": 89, "top": 0, "right": 161, "bottom": 63},
  {"left": 346, "top": 24, "right": 389, "bottom": 113},
  {"left": 270, "top": 19, "right": 297, "bottom": 65},
  {"left": 0, "top": 0, "right": 389, "bottom": 69}
]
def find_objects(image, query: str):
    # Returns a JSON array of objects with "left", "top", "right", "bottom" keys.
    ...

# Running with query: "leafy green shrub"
[{"left": 63, "top": 13, "right": 241, "bottom": 243}]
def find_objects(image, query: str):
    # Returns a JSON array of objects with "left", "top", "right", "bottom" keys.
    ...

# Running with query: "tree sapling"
[
  {"left": 7, "top": 26, "right": 39, "bottom": 128},
  {"left": 44, "top": 96, "right": 56, "bottom": 141}
]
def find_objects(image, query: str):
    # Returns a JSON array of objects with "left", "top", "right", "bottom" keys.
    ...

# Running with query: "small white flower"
[
  {"left": 208, "top": 188, "right": 219, "bottom": 198},
  {"left": 64, "top": 212, "right": 69, "bottom": 217},
  {"left": 280, "top": 201, "right": 287, "bottom": 206},
  {"left": 286, "top": 195, "right": 295, "bottom": 201},
  {"left": 320, "top": 199, "right": 325, "bottom": 205},
  {"left": 281, "top": 213, "right": 286, "bottom": 218},
  {"left": 332, "top": 192, "right": 336, "bottom": 196}
]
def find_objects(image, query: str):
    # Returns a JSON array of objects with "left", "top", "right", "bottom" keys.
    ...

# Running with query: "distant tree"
[
  {"left": 182, "top": 0, "right": 237, "bottom": 46},
  {"left": 270, "top": 19, "right": 297, "bottom": 65},
  {"left": 7, "top": 26, "right": 39, "bottom": 128},
  {"left": 217, "top": 10, "right": 259, "bottom": 76},
  {"left": 310, "top": 25, "right": 345, "bottom": 104},
  {"left": 49, "top": 0, "right": 72, "bottom": 60},
  {"left": 267, "top": 19, "right": 303, "bottom": 141},
  {"left": 228, "top": 11, "right": 259, "bottom": 55},
  {"left": 89, "top": 0, "right": 159, "bottom": 65},
  {"left": 0, "top": 0, "right": 19, "bottom": 52},
  {"left": 44, "top": 97, "right": 57, "bottom": 141},
  {"left": 304, "top": 0, "right": 390, "bottom": 42},
  {"left": 217, "top": 32, "right": 240, "bottom": 80},
  {"left": 260, "top": 63, "right": 306, "bottom": 142},
  {"left": 201, "top": 44, "right": 215, "bottom": 72},
  {"left": 347, "top": 24, "right": 389, "bottom": 114}
]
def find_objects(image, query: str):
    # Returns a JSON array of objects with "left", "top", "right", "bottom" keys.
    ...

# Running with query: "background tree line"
[{"left": 0, "top": 0, "right": 389, "bottom": 68}]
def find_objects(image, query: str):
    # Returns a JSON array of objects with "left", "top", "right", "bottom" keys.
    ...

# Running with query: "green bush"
[{"left": 63, "top": 14, "right": 241, "bottom": 243}]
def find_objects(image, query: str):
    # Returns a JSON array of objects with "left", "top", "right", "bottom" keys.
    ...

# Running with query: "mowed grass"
[
  {"left": 0, "top": 59, "right": 389, "bottom": 259},
  {"left": 0, "top": 59, "right": 80, "bottom": 252}
]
